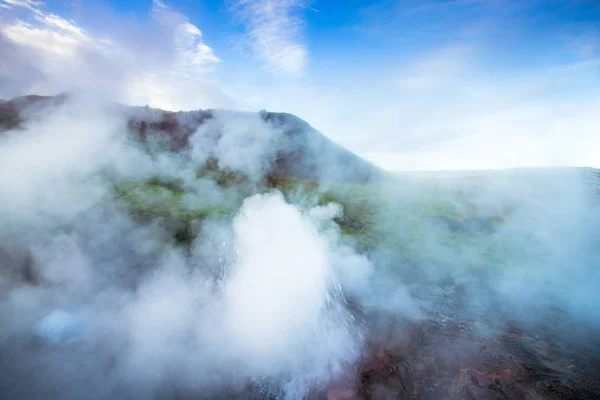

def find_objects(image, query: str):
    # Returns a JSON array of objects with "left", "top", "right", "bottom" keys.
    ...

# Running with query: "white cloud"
[
  {"left": 0, "top": 0, "right": 41, "bottom": 10},
  {"left": 0, "top": 6, "right": 121, "bottom": 99},
  {"left": 173, "top": 22, "right": 221, "bottom": 73},
  {"left": 356, "top": 48, "right": 600, "bottom": 171},
  {"left": 125, "top": 73, "right": 234, "bottom": 112},
  {"left": 151, "top": 0, "right": 221, "bottom": 75},
  {"left": 33, "top": 12, "right": 88, "bottom": 38},
  {"left": 232, "top": 0, "right": 308, "bottom": 76},
  {"left": 2, "top": 19, "right": 92, "bottom": 58},
  {"left": 0, "top": 0, "right": 229, "bottom": 110},
  {"left": 0, "top": 1, "right": 95, "bottom": 59}
]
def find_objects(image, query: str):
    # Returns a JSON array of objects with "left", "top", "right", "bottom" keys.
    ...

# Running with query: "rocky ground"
[{"left": 313, "top": 284, "right": 600, "bottom": 400}]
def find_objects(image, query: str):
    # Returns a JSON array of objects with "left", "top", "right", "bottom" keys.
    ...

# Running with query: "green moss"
[
  {"left": 196, "top": 158, "right": 249, "bottom": 188},
  {"left": 114, "top": 177, "right": 233, "bottom": 251},
  {"left": 113, "top": 167, "right": 509, "bottom": 269},
  {"left": 146, "top": 177, "right": 185, "bottom": 193}
]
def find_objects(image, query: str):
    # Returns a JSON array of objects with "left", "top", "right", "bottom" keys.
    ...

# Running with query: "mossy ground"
[{"left": 114, "top": 166, "right": 517, "bottom": 272}]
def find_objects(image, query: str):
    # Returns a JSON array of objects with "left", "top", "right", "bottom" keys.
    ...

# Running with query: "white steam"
[
  {"left": 0, "top": 99, "right": 369, "bottom": 398},
  {"left": 225, "top": 193, "right": 360, "bottom": 386},
  {"left": 1, "top": 92, "right": 599, "bottom": 399},
  {"left": 189, "top": 111, "right": 281, "bottom": 179}
]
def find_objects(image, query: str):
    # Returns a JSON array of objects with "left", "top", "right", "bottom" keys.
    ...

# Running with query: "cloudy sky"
[{"left": 1, "top": 0, "right": 599, "bottom": 171}]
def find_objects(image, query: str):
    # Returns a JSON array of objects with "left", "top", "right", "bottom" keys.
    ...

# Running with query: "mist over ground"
[
  {"left": 0, "top": 94, "right": 598, "bottom": 399},
  {"left": 1, "top": 0, "right": 599, "bottom": 398}
]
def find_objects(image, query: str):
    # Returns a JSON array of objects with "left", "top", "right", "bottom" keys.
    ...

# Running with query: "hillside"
[
  {"left": 0, "top": 94, "right": 599, "bottom": 400},
  {"left": 0, "top": 93, "right": 384, "bottom": 183}
]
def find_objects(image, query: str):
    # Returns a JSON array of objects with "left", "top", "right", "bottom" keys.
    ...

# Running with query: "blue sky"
[{"left": 1, "top": 0, "right": 599, "bottom": 170}]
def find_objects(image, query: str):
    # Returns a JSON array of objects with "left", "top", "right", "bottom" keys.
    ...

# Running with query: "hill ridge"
[{"left": 0, "top": 93, "right": 385, "bottom": 183}]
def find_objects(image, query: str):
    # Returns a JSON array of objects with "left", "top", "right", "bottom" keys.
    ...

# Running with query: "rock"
[
  {"left": 327, "top": 388, "right": 357, "bottom": 400},
  {"left": 334, "top": 216, "right": 365, "bottom": 231}
]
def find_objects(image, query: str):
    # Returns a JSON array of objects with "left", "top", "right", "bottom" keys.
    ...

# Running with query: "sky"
[{"left": 1, "top": 0, "right": 599, "bottom": 171}]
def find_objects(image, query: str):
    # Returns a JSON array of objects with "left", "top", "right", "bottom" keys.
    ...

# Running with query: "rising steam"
[{"left": 0, "top": 89, "right": 599, "bottom": 400}]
